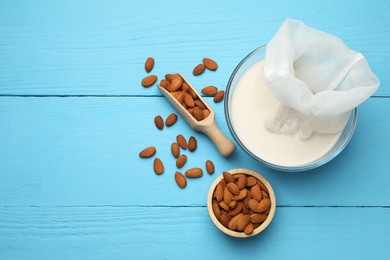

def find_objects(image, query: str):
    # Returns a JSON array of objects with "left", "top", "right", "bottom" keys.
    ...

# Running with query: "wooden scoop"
[{"left": 158, "top": 73, "right": 236, "bottom": 157}]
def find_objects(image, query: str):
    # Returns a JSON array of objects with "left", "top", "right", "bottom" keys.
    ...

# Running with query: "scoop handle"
[{"left": 199, "top": 121, "right": 236, "bottom": 157}]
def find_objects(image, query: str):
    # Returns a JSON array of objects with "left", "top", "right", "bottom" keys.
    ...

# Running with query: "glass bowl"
[{"left": 224, "top": 45, "right": 358, "bottom": 172}]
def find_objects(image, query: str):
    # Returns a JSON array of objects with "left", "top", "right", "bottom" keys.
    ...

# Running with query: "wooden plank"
[
  {"left": 0, "top": 97, "right": 389, "bottom": 206},
  {"left": 0, "top": 0, "right": 388, "bottom": 96},
  {"left": 0, "top": 206, "right": 389, "bottom": 259}
]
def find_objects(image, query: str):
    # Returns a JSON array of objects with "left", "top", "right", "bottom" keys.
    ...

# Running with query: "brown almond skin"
[
  {"left": 175, "top": 172, "right": 187, "bottom": 188},
  {"left": 203, "top": 58, "right": 218, "bottom": 71},
  {"left": 176, "top": 91, "right": 186, "bottom": 104},
  {"left": 228, "top": 200, "right": 237, "bottom": 210},
  {"left": 212, "top": 200, "right": 221, "bottom": 220},
  {"left": 220, "top": 212, "right": 231, "bottom": 228},
  {"left": 205, "top": 160, "right": 214, "bottom": 174},
  {"left": 262, "top": 190, "right": 270, "bottom": 199},
  {"left": 154, "top": 115, "right": 164, "bottom": 130},
  {"left": 165, "top": 113, "right": 177, "bottom": 127},
  {"left": 223, "top": 186, "right": 233, "bottom": 204},
  {"left": 203, "top": 109, "right": 211, "bottom": 119},
  {"left": 139, "top": 146, "right": 156, "bottom": 158},
  {"left": 232, "top": 188, "right": 248, "bottom": 201},
  {"left": 219, "top": 201, "right": 230, "bottom": 211},
  {"left": 237, "top": 175, "right": 247, "bottom": 190},
  {"left": 227, "top": 182, "right": 240, "bottom": 195},
  {"left": 188, "top": 136, "right": 197, "bottom": 152},
  {"left": 248, "top": 199, "right": 260, "bottom": 212},
  {"left": 257, "top": 198, "right": 271, "bottom": 213},
  {"left": 201, "top": 86, "right": 218, "bottom": 95},
  {"left": 251, "top": 184, "right": 262, "bottom": 202},
  {"left": 228, "top": 202, "right": 243, "bottom": 217},
  {"left": 153, "top": 158, "right": 164, "bottom": 175},
  {"left": 181, "top": 82, "right": 190, "bottom": 92},
  {"left": 214, "top": 90, "right": 225, "bottom": 102},
  {"left": 145, "top": 57, "right": 155, "bottom": 72},
  {"left": 188, "top": 87, "right": 198, "bottom": 99},
  {"left": 193, "top": 107, "right": 203, "bottom": 121},
  {"left": 184, "top": 93, "right": 195, "bottom": 108},
  {"left": 237, "top": 214, "right": 251, "bottom": 231},
  {"left": 251, "top": 213, "right": 268, "bottom": 224},
  {"left": 159, "top": 79, "right": 170, "bottom": 89},
  {"left": 176, "top": 134, "right": 187, "bottom": 149},
  {"left": 185, "top": 168, "right": 203, "bottom": 178},
  {"left": 194, "top": 99, "right": 206, "bottom": 110},
  {"left": 244, "top": 223, "right": 254, "bottom": 235},
  {"left": 141, "top": 75, "right": 158, "bottom": 87},
  {"left": 170, "top": 75, "right": 183, "bottom": 92},
  {"left": 258, "top": 180, "right": 269, "bottom": 194},
  {"left": 223, "top": 171, "right": 235, "bottom": 183},
  {"left": 171, "top": 142, "right": 180, "bottom": 158},
  {"left": 176, "top": 154, "right": 187, "bottom": 168},
  {"left": 165, "top": 74, "right": 175, "bottom": 82},
  {"left": 214, "top": 183, "right": 224, "bottom": 202},
  {"left": 228, "top": 213, "right": 243, "bottom": 231},
  {"left": 193, "top": 63, "right": 206, "bottom": 75},
  {"left": 246, "top": 176, "right": 257, "bottom": 187}
]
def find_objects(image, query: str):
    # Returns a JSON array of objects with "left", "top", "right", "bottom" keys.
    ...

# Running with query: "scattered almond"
[
  {"left": 141, "top": 75, "right": 158, "bottom": 87},
  {"left": 153, "top": 158, "right": 164, "bottom": 175},
  {"left": 139, "top": 146, "right": 156, "bottom": 158},
  {"left": 193, "top": 64, "right": 206, "bottom": 76},
  {"left": 176, "top": 154, "right": 187, "bottom": 168},
  {"left": 171, "top": 142, "right": 180, "bottom": 158},
  {"left": 201, "top": 86, "right": 218, "bottom": 96},
  {"left": 203, "top": 58, "right": 218, "bottom": 71},
  {"left": 154, "top": 115, "right": 164, "bottom": 130},
  {"left": 206, "top": 160, "right": 214, "bottom": 174},
  {"left": 188, "top": 136, "right": 197, "bottom": 152},
  {"left": 165, "top": 113, "right": 178, "bottom": 127},
  {"left": 213, "top": 90, "right": 224, "bottom": 103},
  {"left": 176, "top": 134, "right": 187, "bottom": 149},
  {"left": 175, "top": 172, "right": 187, "bottom": 188},
  {"left": 185, "top": 168, "right": 203, "bottom": 178},
  {"left": 145, "top": 57, "right": 155, "bottom": 72}
]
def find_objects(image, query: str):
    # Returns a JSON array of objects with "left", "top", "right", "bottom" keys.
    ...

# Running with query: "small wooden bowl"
[{"left": 207, "top": 168, "right": 276, "bottom": 238}]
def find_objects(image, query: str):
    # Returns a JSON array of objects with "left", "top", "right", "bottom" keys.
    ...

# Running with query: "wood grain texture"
[
  {"left": 0, "top": 0, "right": 388, "bottom": 96},
  {"left": 0, "top": 97, "right": 388, "bottom": 207},
  {"left": 0, "top": 206, "right": 389, "bottom": 259}
]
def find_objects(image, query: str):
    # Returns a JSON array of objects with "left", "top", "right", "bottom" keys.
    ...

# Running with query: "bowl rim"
[
  {"left": 207, "top": 168, "right": 276, "bottom": 238},
  {"left": 224, "top": 45, "right": 358, "bottom": 172}
]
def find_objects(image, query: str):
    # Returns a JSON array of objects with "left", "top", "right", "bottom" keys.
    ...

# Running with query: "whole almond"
[
  {"left": 194, "top": 99, "right": 206, "bottom": 110},
  {"left": 176, "top": 154, "right": 187, "bottom": 168},
  {"left": 188, "top": 87, "right": 198, "bottom": 99},
  {"left": 232, "top": 188, "right": 248, "bottom": 201},
  {"left": 153, "top": 158, "right": 164, "bottom": 175},
  {"left": 188, "top": 136, "right": 197, "bottom": 152},
  {"left": 154, "top": 115, "right": 164, "bottom": 130},
  {"left": 170, "top": 75, "right": 183, "bottom": 92},
  {"left": 223, "top": 171, "right": 235, "bottom": 183},
  {"left": 165, "top": 113, "right": 177, "bottom": 127},
  {"left": 228, "top": 200, "right": 237, "bottom": 210},
  {"left": 213, "top": 90, "right": 224, "bottom": 103},
  {"left": 257, "top": 180, "right": 269, "bottom": 193},
  {"left": 244, "top": 223, "right": 254, "bottom": 235},
  {"left": 227, "top": 182, "right": 240, "bottom": 195},
  {"left": 262, "top": 190, "right": 270, "bottom": 199},
  {"left": 203, "top": 58, "right": 218, "bottom": 71},
  {"left": 185, "top": 168, "right": 203, "bottom": 178},
  {"left": 145, "top": 57, "right": 155, "bottom": 72},
  {"left": 193, "top": 63, "right": 206, "bottom": 76},
  {"left": 219, "top": 201, "right": 230, "bottom": 211},
  {"left": 206, "top": 160, "right": 214, "bottom": 174},
  {"left": 171, "top": 142, "right": 180, "bottom": 158},
  {"left": 223, "top": 186, "right": 233, "bottom": 204},
  {"left": 175, "top": 91, "right": 186, "bottom": 104},
  {"left": 251, "top": 213, "right": 268, "bottom": 224},
  {"left": 187, "top": 108, "right": 194, "bottom": 116},
  {"left": 251, "top": 184, "right": 262, "bottom": 202},
  {"left": 257, "top": 198, "right": 271, "bottom": 213},
  {"left": 228, "top": 202, "right": 243, "bottom": 217},
  {"left": 165, "top": 74, "right": 175, "bottom": 82},
  {"left": 228, "top": 213, "right": 243, "bottom": 231},
  {"left": 141, "top": 75, "right": 158, "bottom": 87},
  {"left": 236, "top": 214, "right": 251, "bottom": 231},
  {"left": 184, "top": 93, "right": 195, "bottom": 108},
  {"left": 176, "top": 134, "right": 187, "bottom": 149},
  {"left": 175, "top": 172, "right": 187, "bottom": 188},
  {"left": 246, "top": 176, "right": 257, "bottom": 187},
  {"left": 139, "top": 146, "right": 156, "bottom": 158},
  {"left": 248, "top": 199, "right": 260, "bottom": 212},
  {"left": 212, "top": 200, "right": 221, "bottom": 220},
  {"left": 237, "top": 175, "right": 247, "bottom": 190},
  {"left": 181, "top": 82, "right": 190, "bottom": 92},
  {"left": 203, "top": 109, "right": 211, "bottom": 119},
  {"left": 201, "top": 86, "right": 218, "bottom": 96},
  {"left": 193, "top": 107, "right": 203, "bottom": 121},
  {"left": 159, "top": 79, "right": 170, "bottom": 89},
  {"left": 220, "top": 212, "right": 231, "bottom": 228},
  {"left": 214, "top": 183, "right": 224, "bottom": 202}
]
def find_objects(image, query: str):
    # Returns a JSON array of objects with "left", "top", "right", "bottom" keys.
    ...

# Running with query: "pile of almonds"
[{"left": 212, "top": 172, "right": 271, "bottom": 235}]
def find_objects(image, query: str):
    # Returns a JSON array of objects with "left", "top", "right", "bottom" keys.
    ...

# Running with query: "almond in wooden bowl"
[{"left": 207, "top": 168, "right": 276, "bottom": 238}]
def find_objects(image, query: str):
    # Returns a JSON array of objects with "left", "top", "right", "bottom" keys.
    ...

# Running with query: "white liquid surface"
[{"left": 230, "top": 60, "right": 341, "bottom": 167}]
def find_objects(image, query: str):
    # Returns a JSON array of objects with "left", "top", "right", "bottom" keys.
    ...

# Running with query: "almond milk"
[{"left": 230, "top": 60, "right": 341, "bottom": 167}]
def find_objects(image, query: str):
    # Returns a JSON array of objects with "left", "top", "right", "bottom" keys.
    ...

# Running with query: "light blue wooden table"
[{"left": 1, "top": 0, "right": 389, "bottom": 259}]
